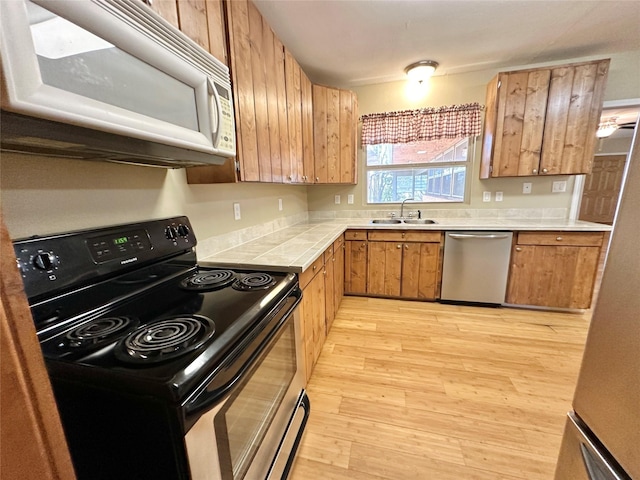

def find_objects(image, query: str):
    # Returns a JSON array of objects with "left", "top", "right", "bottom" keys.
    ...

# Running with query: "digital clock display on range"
[{"left": 87, "top": 229, "right": 152, "bottom": 263}]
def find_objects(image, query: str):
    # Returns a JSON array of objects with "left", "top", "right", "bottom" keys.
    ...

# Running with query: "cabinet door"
[
  {"left": 145, "top": 0, "right": 179, "bottom": 28},
  {"left": 367, "top": 241, "right": 402, "bottom": 297},
  {"left": 540, "top": 60, "right": 609, "bottom": 175},
  {"left": 324, "top": 255, "right": 335, "bottom": 333},
  {"left": 507, "top": 244, "right": 601, "bottom": 309},
  {"left": 313, "top": 85, "right": 357, "bottom": 184},
  {"left": 492, "top": 69, "right": 551, "bottom": 177},
  {"left": 333, "top": 236, "right": 345, "bottom": 317},
  {"left": 284, "top": 49, "right": 304, "bottom": 182},
  {"left": 177, "top": 0, "right": 210, "bottom": 50},
  {"left": 301, "top": 70, "right": 315, "bottom": 183},
  {"left": 401, "top": 242, "right": 441, "bottom": 299},
  {"left": 301, "top": 271, "right": 326, "bottom": 382},
  {"left": 345, "top": 240, "right": 367, "bottom": 294}
]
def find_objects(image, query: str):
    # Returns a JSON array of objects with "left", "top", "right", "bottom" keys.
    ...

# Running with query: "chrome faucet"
[{"left": 400, "top": 197, "right": 414, "bottom": 218}]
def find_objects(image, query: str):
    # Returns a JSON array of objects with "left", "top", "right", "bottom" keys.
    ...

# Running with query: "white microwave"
[{"left": 0, "top": 0, "right": 236, "bottom": 167}]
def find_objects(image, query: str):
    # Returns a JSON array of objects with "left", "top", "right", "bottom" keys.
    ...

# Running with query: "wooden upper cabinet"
[
  {"left": 144, "top": 0, "right": 179, "bottom": 28},
  {"left": 284, "top": 49, "right": 303, "bottom": 182},
  {"left": 481, "top": 59, "right": 610, "bottom": 178},
  {"left": 204, "top": 0, "right": 228, "bottom": 65},
  {"left": 313, "top": 85, "right": 358, "bottom": 184}
]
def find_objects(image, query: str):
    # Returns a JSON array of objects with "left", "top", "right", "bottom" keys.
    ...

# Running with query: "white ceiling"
[{"left": 253, "top": 0, "right": 640, "bottom": 88}]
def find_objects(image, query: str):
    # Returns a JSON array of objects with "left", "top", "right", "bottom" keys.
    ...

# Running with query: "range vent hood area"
[
  {"left": 0, "top": 112, "right": 225, "bottom": 168},
  {"left": 0, "top": 0, "right": 236, "bottom": 168}
]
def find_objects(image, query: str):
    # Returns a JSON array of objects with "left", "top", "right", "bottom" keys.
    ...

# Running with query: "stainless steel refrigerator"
[{"left": 554, "top": 124, "right": 639, "bottom": 479}]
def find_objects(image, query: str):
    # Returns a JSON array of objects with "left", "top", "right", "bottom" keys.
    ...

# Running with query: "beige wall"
[
  {"left": 0, "top": 153, "right": 307, "bottom": 240},
  {"left": 307, "top": 51, "right": 640, "bottom": 216}
]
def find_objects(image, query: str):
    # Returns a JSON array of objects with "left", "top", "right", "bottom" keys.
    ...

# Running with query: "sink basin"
[
  {"left": 402, "top": 219, "right": 437, "bottom": 224},
  {"left": 370, "top": 218, "right": 437, "bottom": 225},
  {"left": 371, "top": 219, "right": 403, "bottom": 224}
]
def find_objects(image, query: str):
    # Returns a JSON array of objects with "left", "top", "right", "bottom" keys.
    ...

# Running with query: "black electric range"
[{"left": 13, "top": 216, "right": 303, "bottom": 479}]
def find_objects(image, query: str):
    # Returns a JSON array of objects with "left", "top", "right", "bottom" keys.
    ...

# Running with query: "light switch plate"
[
  {"left": 495, "top": 191, "right": 503, "bottom": 202},
  {"left": 233, "top": 202, "right": 241, "bottom": 220},
  {"left": 483, "top": 191, "right": 491, "bottom": 202},
  {"left": 522, "top": 182, "right": 532, "bottom": 194},
  {"left": 348, "top": 194, "right": 354, "bottom": 204},
  {"left": 335, "top": 195, "right": 341, "bottom": 204},
  {"left": 278, "top": 198, "right": 283, "bottom": 211}
]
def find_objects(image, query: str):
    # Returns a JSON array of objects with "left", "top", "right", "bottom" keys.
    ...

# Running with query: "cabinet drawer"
[
  {"left": 516, "top": 231, "right": 604, "bottom": 247},
  {"left": 368, "top": 230, "right": 442, "bottom": 243},
  {"left": 333, "top": 234, "right": 344, "bottom": 251},
  {"left": 299, "top": 256, "right": 324, "bottom": 289},
  {"left": 345, "top": 230, "right": 367, "bottom": 240}
]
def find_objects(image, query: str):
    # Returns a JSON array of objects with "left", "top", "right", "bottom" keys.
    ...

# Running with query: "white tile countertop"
[{"left": 198, "top": 218, "right": 611, "bottom": 273}]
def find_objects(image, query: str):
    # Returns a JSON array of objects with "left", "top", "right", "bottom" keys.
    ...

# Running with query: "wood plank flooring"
[{"left": 289, "top": 297, "right": 591, "bottom": 480}]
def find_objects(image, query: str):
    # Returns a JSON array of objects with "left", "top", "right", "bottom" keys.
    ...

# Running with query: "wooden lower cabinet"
[
  {"left": 299, "top": 257, "right": 326, "bottom": 383},
  {"left": 368, "top": 241, "right": 402, "bottom": 296},
  {"left": 345, "top": 230, "right": 368, "bottom": 294},
  {"left": 366, "top": 230, "right": 443, "bottom": 300},
  {"left": 401, "top": 242, "right": 441, "bottom": 299},
  {"left": 507, "top": 231, "right": 605, "bottom": 309},
  {"left": 332, "top": 235, "right": 345, "bottom": 323},
  {"left": 299, "top": 236, "right": 345, "bottom": 383}
]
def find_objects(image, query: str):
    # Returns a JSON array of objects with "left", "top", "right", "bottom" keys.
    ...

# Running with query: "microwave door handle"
[{"left": 207, "top": 78, "right": 221, "bottom": 146}]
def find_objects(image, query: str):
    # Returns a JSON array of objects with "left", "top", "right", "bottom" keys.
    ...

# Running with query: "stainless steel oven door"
[{"left": 184, "top": 302, "right": 308, "bottom": 480}]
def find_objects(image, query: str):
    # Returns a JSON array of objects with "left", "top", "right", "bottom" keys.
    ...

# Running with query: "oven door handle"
[{"left": 184, "top": 287, "right": 302, "bottom": 416}]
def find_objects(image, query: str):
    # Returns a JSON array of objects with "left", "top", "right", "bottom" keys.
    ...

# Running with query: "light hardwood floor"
[{"left": 290, "top": 297, "right": 591, "bottom": 480}]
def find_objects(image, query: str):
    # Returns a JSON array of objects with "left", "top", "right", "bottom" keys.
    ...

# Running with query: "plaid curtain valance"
[{"left": 360, "top": 102, "right": 483, "bottom": 145}]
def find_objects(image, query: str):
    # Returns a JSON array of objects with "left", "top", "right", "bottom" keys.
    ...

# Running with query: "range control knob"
[
  {"left": 32, "top": 252, "right": 57, "bottom": 271},
  {"left": 165, "top": 225, "right": 178, "bottom": 240},
  {"left": 177, "top": 224, "right": 191, "bottom": 237}
]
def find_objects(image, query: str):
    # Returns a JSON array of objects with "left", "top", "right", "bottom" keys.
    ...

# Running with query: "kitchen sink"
[
  {"left": 402, "top": 219, "right": 437, "bottom": 224},
  {"left": 370, "top": 219, "right": 437, "bottom": 224},
  {"left": 371, "top": 219, "right": 403, "bottom": 224}
]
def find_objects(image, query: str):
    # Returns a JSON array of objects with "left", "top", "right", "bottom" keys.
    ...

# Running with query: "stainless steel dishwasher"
[{"left": 440, "top": 231, "right": 513, "bottom": 305}]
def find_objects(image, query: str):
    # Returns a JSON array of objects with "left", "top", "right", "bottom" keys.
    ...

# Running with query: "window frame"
[{"left": 365, "top": 136, "right": 476, "bottom": 205}]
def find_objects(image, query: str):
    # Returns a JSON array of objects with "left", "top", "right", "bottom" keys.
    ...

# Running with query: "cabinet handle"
[
  {"left": 397, "top": 244, "right": 402, "bottom": 249},
  {"left": 556, "top": 236, "right": 563, "bottom": 241},
  {"left": 313, "top": 265, "right": 317, "bottom": 271},
  {"left": 532, "top": 169, "right": 538, "bottom": 174},
  {"left": 542, "top": 168, "right": 548, "bottom": 173},
  {"left": 515, "top": 247, "right": 522, "bottom": 252},
  {"left": 404, "top": 244, "right": 409, "bottom": 250},
  {"left": 401, "top": 232, "right": 406, "bottom": 238},
  {"left": 316, "top": 177, "right": 320, "bottom": 182}
]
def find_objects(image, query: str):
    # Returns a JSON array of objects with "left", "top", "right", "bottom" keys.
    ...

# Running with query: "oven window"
[{"left": 223, "top": 321, "right": 296, "bottom": 480}]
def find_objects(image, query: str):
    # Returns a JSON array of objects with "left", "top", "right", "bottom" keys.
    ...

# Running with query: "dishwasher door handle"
[{"left": 448, "top": 233, "right": 511, "bottom": 240}]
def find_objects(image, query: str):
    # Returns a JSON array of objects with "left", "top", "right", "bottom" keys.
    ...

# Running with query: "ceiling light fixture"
[
  {"left": 405, "top": 60, "right": 439, "bottom": 83},
  {"left": 596, "top": 119, "right": 619, "bottom": 138}
]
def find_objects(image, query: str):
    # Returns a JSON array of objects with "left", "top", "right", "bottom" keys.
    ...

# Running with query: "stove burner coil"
[
  {"left": 180, "top": 270, "right": 236, "bottom": 291},
  {"left": 233, "top": 272, "right": 276, "bottom": 291},
  {"left": 114, "top": 315, "right": 215, "bottom": 364},
  {"left": 64, "top": 316, "right": 138, "bottom": 349}
]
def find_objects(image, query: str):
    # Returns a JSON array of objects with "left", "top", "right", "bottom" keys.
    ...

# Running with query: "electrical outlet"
[
  {"left": 348, "top": 194, "right": 354, "bottom": 204},
  {"left": 278, "top": 198, "right": 283, "bottom": 211},
  {"left": 552, "top": 181, "right": 567, "bottom": 193},
  {"left": 334, "top": 195, "right": 341, "bottom": 204},
  {"left": 233, "top": 202, "right": 241, "bottom": 220},
  {"left": 495, "top": 191, "right": 503, "bottom": 202},
  {"left": 483, "top": 191, "right": 491, "bottom": 202},
  {"left": 522, "top": 182, "right": 532, "bottom": 194}
]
